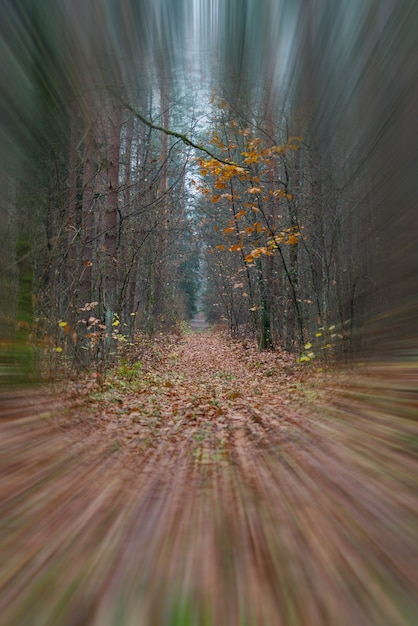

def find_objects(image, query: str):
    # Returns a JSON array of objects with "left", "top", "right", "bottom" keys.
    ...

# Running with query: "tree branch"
[{"left": 117, "top": 97, "right": 243, "bottom": 169}]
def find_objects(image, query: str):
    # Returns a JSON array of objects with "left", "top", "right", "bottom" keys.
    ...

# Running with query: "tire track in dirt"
[{"left": 1, "top": 331, "right": 416, "bottom": 625}]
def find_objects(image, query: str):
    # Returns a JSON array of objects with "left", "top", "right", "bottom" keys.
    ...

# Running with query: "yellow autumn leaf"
[
  {"left": 304, "top": 342, "right": 312, "bottom": 349},
  {"left": 55, "top": 347, "right": 63, "bottom": 353},
  {"left": 58, "top": 321, "right": 68, "bottom": 327},
  {"left": 249, "top": 247, "right": 269, "bottom": 259},
  {"left": 299, "top": 355, "right": 310, "bottom": 362},
  {"left": 247, "top": 187, "right": 262, "bottom": 194},
  {"left": 243, "top": 152, "right": 262, "bottom": 165}
]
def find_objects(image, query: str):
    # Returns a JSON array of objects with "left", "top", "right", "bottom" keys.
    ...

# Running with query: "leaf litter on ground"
[{"left": 1, "top": 330, "right": 417, "bottom": 625}]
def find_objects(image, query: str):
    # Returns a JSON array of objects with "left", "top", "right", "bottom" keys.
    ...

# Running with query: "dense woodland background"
[{"left": 1, "top": 0, "right": 417, "bottom": 378}]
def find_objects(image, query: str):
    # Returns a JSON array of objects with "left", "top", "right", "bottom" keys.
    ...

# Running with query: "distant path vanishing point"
[{"left": 190, "top": 311, "right": 209, "bottom": 331}]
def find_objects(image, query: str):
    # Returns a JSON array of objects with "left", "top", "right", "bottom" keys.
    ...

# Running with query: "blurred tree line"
[{"left": 0, "top": 0, "right": 417, "bottom": 377}]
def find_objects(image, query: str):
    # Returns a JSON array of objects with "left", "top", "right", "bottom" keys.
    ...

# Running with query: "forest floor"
[{"left": 1, "top": 329, "right": 417, "bottom": 626}]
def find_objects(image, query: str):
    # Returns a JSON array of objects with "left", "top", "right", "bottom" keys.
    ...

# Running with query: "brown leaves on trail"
[{"left": 1, "top": 332, "right": 417, "bottom": 625}]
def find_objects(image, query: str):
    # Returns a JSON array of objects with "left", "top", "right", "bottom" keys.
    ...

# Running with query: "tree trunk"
[
  {"left": 103, "top": 99, "right": 121, "bottom": 361},
  {"left": 66, "top": 105, "right": 79, "bottom": 315},
  {"left": 152, "top": 78, "right": 170, "bottom": 331},
  {"left": 78, "top": 106, "right": 96, "bottom": 366}
]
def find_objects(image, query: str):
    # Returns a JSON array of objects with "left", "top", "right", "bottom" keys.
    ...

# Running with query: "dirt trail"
[
  {"left": 190, "top": 311, "right": 209, "bottom": 332},
  {"left": 1, "top": 332, "right": 416, "bottom": 625}
]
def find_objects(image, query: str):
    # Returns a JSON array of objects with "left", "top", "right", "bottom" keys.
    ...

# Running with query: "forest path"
[
  {"left": 189, "top": 311, "right": 209, "bottom": 331},
  {"left": 1, "top": 332, "right": 416, "bottom": 626}
]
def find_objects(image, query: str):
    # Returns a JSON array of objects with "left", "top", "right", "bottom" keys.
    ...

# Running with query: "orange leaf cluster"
[
  {"left": 244, "top": 247, "right": 274, "bottom": 264},
  {"left": 267, "top": 226, "right": 302, "bottom": 248}
]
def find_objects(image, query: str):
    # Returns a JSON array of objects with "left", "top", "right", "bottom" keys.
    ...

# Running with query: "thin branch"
[{"left": 116, "top": 96, "right": 244, "bottom": 169}]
